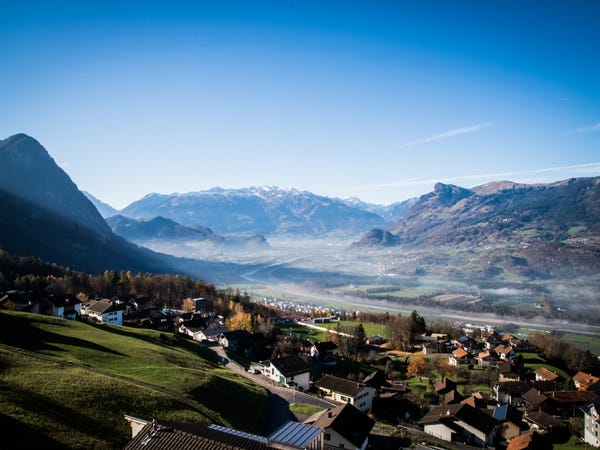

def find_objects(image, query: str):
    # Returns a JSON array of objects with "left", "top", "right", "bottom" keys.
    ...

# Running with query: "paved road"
[{"left": 208, "top": 344, "right": 336, "bottom": 434}]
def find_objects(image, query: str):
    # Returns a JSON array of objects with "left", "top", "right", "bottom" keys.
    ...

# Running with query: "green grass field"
[
  {"left": 0, "top": 310, "right": 268, "bottom": 449},
  {"left": 316, "top": 320, "right": 389, "bottom": 339}
]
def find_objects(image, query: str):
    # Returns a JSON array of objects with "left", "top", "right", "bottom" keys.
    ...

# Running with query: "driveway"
[{"left": 208, "top": 344, "right": 336, "bottom": 433}]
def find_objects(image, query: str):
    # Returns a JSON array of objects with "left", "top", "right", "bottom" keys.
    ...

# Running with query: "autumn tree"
[
  {"left": 407, "top": 356, "right": 428, "bottom": 381},
  {"left": 225, "top": 311, "right": 253, "bottom": 332}
]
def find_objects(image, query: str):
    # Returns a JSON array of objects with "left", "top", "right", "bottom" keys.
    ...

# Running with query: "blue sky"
[{"left": 1, "top": 1, "right": 599, "bottom": 208}]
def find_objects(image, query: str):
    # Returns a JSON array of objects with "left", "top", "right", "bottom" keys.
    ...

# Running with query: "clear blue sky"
[{"left": 1, "top": 1, "right": 599, "bottom": 208}]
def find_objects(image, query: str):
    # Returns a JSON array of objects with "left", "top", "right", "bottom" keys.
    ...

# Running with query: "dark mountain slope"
[
  {"left": 0, "top": 133, "right": 202, "bottom": 275},
  {"left": 0, "top": 134, "right": 112, "bottom": 240}
]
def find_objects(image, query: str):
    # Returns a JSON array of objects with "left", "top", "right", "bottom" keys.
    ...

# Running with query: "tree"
[
  {"left": 225, "top": 311, "right": 252, "bottom": 332},
  {"left": 407, "top": 356, "right": 428, "bottom": 381}
]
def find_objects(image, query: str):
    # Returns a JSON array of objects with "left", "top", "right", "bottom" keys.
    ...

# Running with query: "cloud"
[
  {"left": 357, "top": 162, "right": 600, "bottom": 191},
  {"left": 400, "top": 121, "right": 493, "bottom": 148},
  {"left": 571, "top": 122, "right": 600, "bottom": 134}
]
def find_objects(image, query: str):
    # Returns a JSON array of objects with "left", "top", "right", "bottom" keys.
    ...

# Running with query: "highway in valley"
[{"left": 241, "top": 260, "right": 600, "bottom": 338}]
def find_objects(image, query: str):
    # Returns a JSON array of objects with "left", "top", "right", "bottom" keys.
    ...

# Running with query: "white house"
[
  {"left": 313, "top": 374, "right": 376, "bottom": 413},
  {"left": 83, "top": 299, "right": 124, "bottom": 325},
  {"left": 41, "top": 294, "right": 81, "bottom": 320},
  {"left": 582, "top": 398, "right": 600, "bottom": 448},
  {"left": 304, "top": 403, "right": 374, "bottom": 450},
  {"left": 263, "top": 355, "right": 311, "bottom": 391}
]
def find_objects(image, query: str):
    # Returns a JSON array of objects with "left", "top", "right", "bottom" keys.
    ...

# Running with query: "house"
[
  {"left": 421, "top": 341, "right": 441, "bottom": 355},
  {"left": 304, "top": 403, "right": 375, "bottom": 450},
  {"left": 492, "top": 404, "right": 527, "bottom": 441},
  {"left": 508, "top": 338, "right": 532, "bottom": 352},
  {"left": 443, "top": 389, "right": 464, "bottom": 405},
  {"left": 483, "top": 333, "right": 503, "bottom": 350},
  {"left": 40, "top": 294, "right": 81, "bottom": 320},
  {"left": 435, "top": 377, "right": 457, "bottom": 396},
  {"left": 494, "top": 381, "right": 532, "bottom": 406},
  {"left": 123, "top": 416, "right": 278, "bottom": 450},
  {"left": 0, "top": 291, "right": 41, "bottom": 313},
  {"left": 313, "top": 374, "right": 376, "bottom": 413},
  {"left": 454, "top": 336, "right": 477, "bottom": 351},
  {"left": 522, "top": 388, "right": 549, "bottom": 412},
  {"left": 534, "top": 367, "right": 562, "bottom": 385},
  {"left": 82, "top": 299, "right": 123, "bottom": 325},
  {"left": 449, "top": 347, "right": 469, "bottom": 366},
  {"left": 477, "top": 350, "right": 497, "bottom": 368},
  {"left": 181, "top": 297, "right": 211, "bottom": 313},
  {"left": 263, "top": 355, "right": 311, "bottom": 391},
  {"left": 418, "top": 403, "right": 497, "bottom": 447},
  {"left": 507, "top": 430, "right": 552, "bottom": 450},
  {"left": 362, "top": 370, "right": 392, "bottom": 392},
  {"left": 218, "top": 330, "right": 254, "bottom": 355},
  {"left": 582, "top": 397, "right": 600, "bottom": 448},
  {"left": 461, "top": 392, "right": 488, "bottom": 409},
  {"left": 312, "top": 341, "right": 337, "bottom": 366},
  {"left": 497, "top": 360, "right": 523, "bottom": 382},
  {"left": 198, "top": 325, "right": 230, "bottom": 342},
  {"left": 494, "top": 344, "right": 515, "bottom": 361},
  {"left": 366, "top": 335, "right": 386, "bottom": 346},
  {"left": 574, "top": 371, "right": 600, "bottom": 391},
  {"left": 524, "top": 410, "right": 568, "bottom": 436},
  {"left": 543, "top": 390, "right": 598, "bottom": 417}
]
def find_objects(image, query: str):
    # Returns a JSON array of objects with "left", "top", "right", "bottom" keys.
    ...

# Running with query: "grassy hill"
[{"left": 0, "top": 310, "right": 268, "bottom": 449}]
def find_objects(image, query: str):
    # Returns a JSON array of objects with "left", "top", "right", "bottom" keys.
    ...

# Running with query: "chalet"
[
  {"left": 263, "top": 355, "right": 311, "bottom": 391},
  {"left": 508, "top": 338, "right": 532, "bottom": 352},
  {"left": 507, "top": 430, "right": 551, "bottom": 450},
  {"left": 574, "top": 371, "right": 600, "bottom": 391},
  {"left": 304, "top": 403, "right": 375, "bottom": 450},
  {"left": 362, "top": 370, "right": 392, "bottom": 392},
  {"left": 524, "top": 410, "right": 568, "bottom": 435},
  {"left": 443, "top": 389, "right": 464, "bottom": 405},
  {"left": 421, "top": 341, "right": 441, "bottom": 355},
  {"left": 484, "top": 332, "right": 503, "bottom": 350},
  {"left": 181, "top": 297, "right": 211, "bottom": 314},
  {"left": 522, "top": 388, "right": 549, "bottom": 412},
  {"left": 461, "top": 393, "right": 488, "bottom": 409},
  {"left": 492, "top": 404, "right": 527, "bottom": 441},
  {"left": 543, "top": 390, "right": 598, "bottom": 417},
  {"left": 497, "top": 360, "right": 523, "bottom": 382},
  {"left": 0, "top": 291, "right": 40, "bottom": 313},
  {"left": 449, "top": 347, "right": 469, "bottom": 366},
  {"left": 435, "top": 377, "right": 457, "bottom": 396},
  {"left": 494, "top": 381, "right": 532, "bottom": 407},
  {"left": 418, "top": 403, "right": 497, "bottom": 447},
  {"left": 313, "top": 341, "right": 338, "bottom": 365},
  {"left": 454, "top": 336, "right": 477, "bottom": 351},
  {"left": 582, "top": 397, "right": 600, "bottom": 448},
  {"left": 494, "top": 344, "right": 515, "bottom": 361},
  {"left": 218, "top": 330, "right": 253, "bottom": 355},
  {"left": 40, "top": 294, "right": 81, "bottom": 320},
  {"left": 82, "top": 299, "right": 123, "bottom": 325},
  {"left": 534, "top": 367, "right": 562, "bottom": 385},
  {"left": 313, "top": 374, "right": 376, "bottom": 413},
  {"left": 477, "top": 350, "right": 497, "bottom": 368}
]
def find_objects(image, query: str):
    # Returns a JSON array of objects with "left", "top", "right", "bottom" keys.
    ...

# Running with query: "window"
[{"left": 324, "top": 433, "right": 330, "bottom": 441}]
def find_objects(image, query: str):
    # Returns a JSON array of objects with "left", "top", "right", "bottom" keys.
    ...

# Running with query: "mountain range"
[
  {"left": 115, "top": 187, "right": 411, "bottom": 238},
  {"left": 1, "top": 132, "right": 599, "bottom": 283},
  {"left": 353, "top": 178, "right": 600, "bottom": 278}
]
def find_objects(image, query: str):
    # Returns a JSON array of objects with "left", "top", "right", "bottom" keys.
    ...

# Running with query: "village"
[{"left": 2, "top": 290, "right": 600, "bottom": 449}]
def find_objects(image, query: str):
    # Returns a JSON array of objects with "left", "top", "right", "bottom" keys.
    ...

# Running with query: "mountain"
[
  {"left": 83, "top": 191, "right": 118, "bottom": 218},
  {"left": 120, "top": 186, "right": 389, "bottom": 238},
  {"left": 0, "top": 134, "right": 194, "bottom": 275},
  {"left": 106, "top": 215, "right": 269, "bottom": 256},
  {"left": 353, "top": 178, "right": 600, "bottom": 276},
  {"left": 342, "top": 197, "right": 417, "bottom": 222}
]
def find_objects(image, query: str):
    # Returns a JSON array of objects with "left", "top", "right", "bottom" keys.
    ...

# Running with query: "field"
[{"left": 0, "top": 310, "right": 268, "bottom": 449}]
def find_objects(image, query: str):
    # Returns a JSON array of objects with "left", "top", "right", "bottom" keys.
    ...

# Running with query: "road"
[
  {"left": 242, "top": 260, "right": 600, "bottom": 337},
  {"left": 207, "top": 344, "right": 336, "bottom": 434}
]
